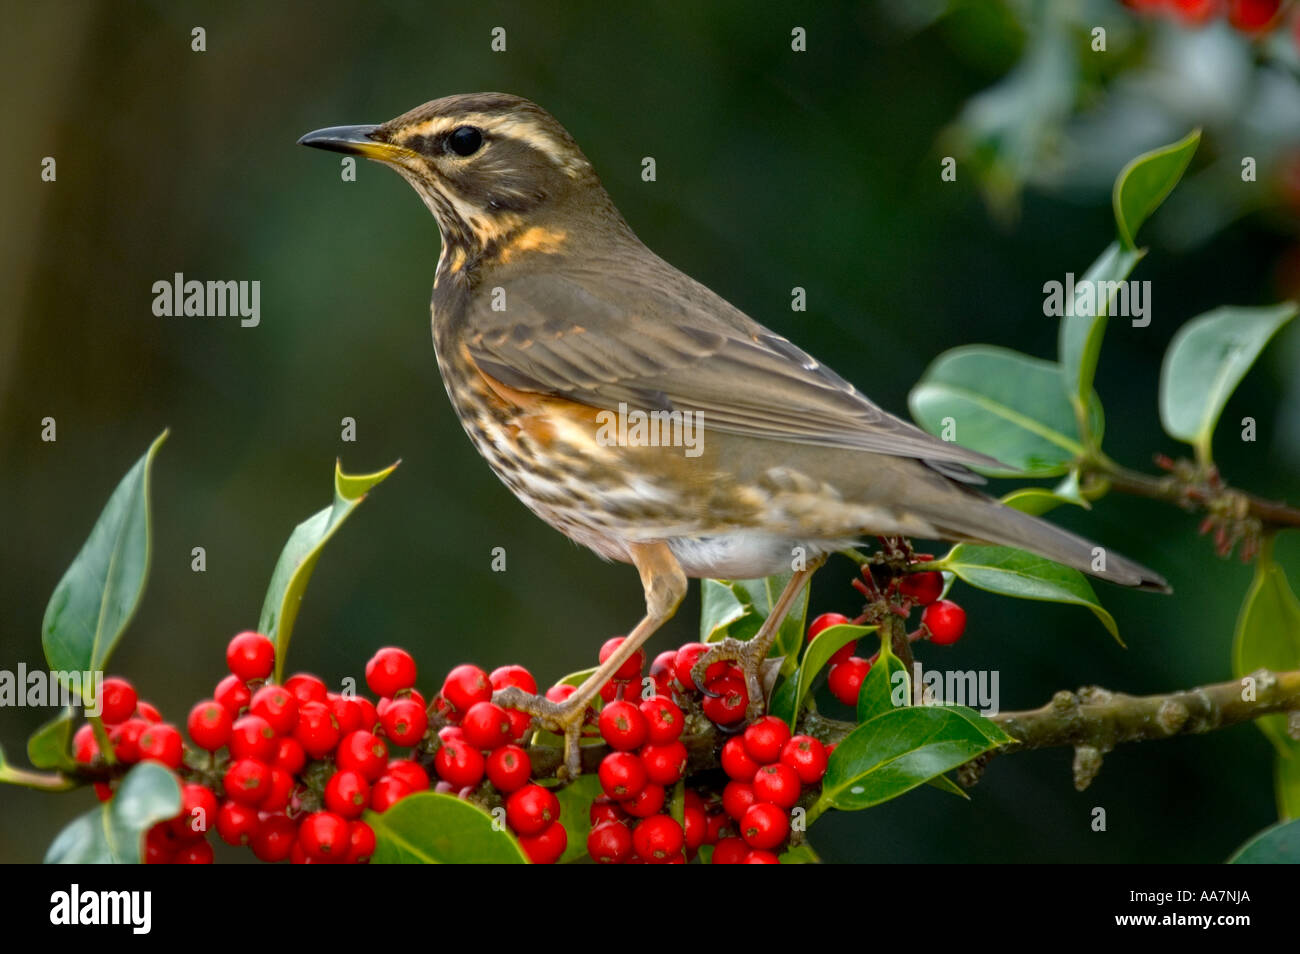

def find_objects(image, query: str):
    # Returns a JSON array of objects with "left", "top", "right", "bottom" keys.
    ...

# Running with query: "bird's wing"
[{"left": 462, "top": 263, "right": 1006, "bottom": 473}]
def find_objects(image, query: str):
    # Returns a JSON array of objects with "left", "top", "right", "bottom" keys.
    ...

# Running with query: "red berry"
[
  {"left": 490, "top": 664, "right": 538, "bottom": 695},
  {"left": 519, "top": 821, "right": 567, "bottom": 864},
  {"left": 216, "top": 800, "right": 259, "bottom": 846},
  {"left": 505, "top": 784, "right": 560, "bottom": 836},
  {"left": 113, "top": 717, "right": 149, "bottom": 762},
  {"left": 486, "top": 744, "right": 531, "bottom": 792},
  {"left": 72, "top": 723, "right": 98, "bottom": 763},
  {"left": 648, "top": 651, "right": 677, "bottom": 696},
  {"left": 144, "top": 823, "right": 175, "bottom": 864},
  {"left": 97, "top": 677, "right": 137, "bottom": 725},
  {"left": 673, "top": 642, "right": 725, "bottom": 691},
  {"left": 336, "top": 730, "right": 389, "bottom": 781},
  {"left": 741, "top": 802, "right": 789, "bottom": 850},
  {"left": 272, "top": 736, "right": 307, "bottom": 775},
  {"left": 640, "top": 741, "right": 688, "bottom": 786},
  {"left": 229, "top": 714, "right": 277, "bottom": 762},
  {"left": 588, "top": 820, "right": 634, "bottom": 864},
  {"left": 752, "top": 762, "right": 802, "bottom": 809},
  {"left": 1228, "top": 0, "right": 1281, "bottom": 31},
  {"left": 295, "top": 700, "right": 342, "bottom": 757},
  {"left": 364, "top": 647, "right": 417, "bottom": 697},
  {"left": 638, "top": 695, "right": 684, "bottom": 744},
  {"left": 684, "top": 804, "right": 707, "bottom": 852},
  {"left": 827, "top": 657, "right": 871, "bottom": 707},
  {"left": 187, "top": 699, "right": 232, "bottom": 751},
  {"left": 173, "top": 840, "right": 214, "bottom": 864},
  {"left": 744, "top": 849, "right": 780, "bottom": 863},
  {"left": 370, "top": 776, "right": 413, "bottom": 812},
  {"left": 324, "top": 769, "right": 371, "bottom": 818},
  {"left": 260, "top": 767, "right": 295, "bottom": 812},
  {"left": 347, "top": 821, "right": 376, "bottom": 863},
  {"left": 461, "top": 701, "right": 514, "bottom": 750},
  {"left": 355, "top": 697, "right": 379, "bottom": 733},
  {"left": 136, "top": 701, "right": 162, "bottom": 722},
  {"left": 711, "top": 836, "right": 749, "bottom": 864},
  {"left": 599, "top": 636, "right": 645, "bottom": 681},
  {"left": 173, "top": 783, "right": 218, "bottom": 841},
  {"left": 589, "top": 796, "right": 627, "bottom": 827},
  {"left": 899, "top": 571, "right": 944, "bottom": 606},
  {"left": 1170, "top": 0, "right": 1218, "bottom": 25},
  {"left": 136, "top": 722, "right": 183, "bottom": 769},
  {"left": 226, "top": 631, "right": 274, "bottom": 682},
  {"left": 597, "top": 700, "right": 648, "bottom": 751},
  {"left": 442, "top": 664, "right": 492, "bottom": 712},
  {"left": 251, "top": 813, "right": 297, "bottom": 862},
  {"left": 721, "top": 736, "right": 760, "bottom": 782},
  {"left": 299, "top": 811, "right": 349, "bottom": 862},
  {"left": 701, "top": 677, "right": 748, "bottom": 725},
  {"left": 620, "top": 782, "right": 665, "bottom": 818},
  {"left": 722, "top": 780, "right": 757, "bottom": 821},
  {"left": 545, "top": 684, "right": 576, "bottom": 704},
  {"left": 433, "top": 739, "right": 485, "bottom": 788},
  {"left": 284, "top": 673, "right": 328, "bottom": 705},
  {"left": 598, "top": 751, "right": 647, "bottom": 800},
  {"left": 780, "top": 735, "right": 829, "bottom": 784},
  {"left": 743, "top": 715, "right": 792, "bottom": 764},
  {"left": 386, "top": 758, "right": 430, "bottom": 792},
  {"left": 223, "top": 758, "right": 270, "bottom": 805},
  {"left": 808, "top": 612, "right": 856, "bottom": 665},
  {"left": 923, "top": 600, "right": 966, "bottom": 645},
  {"left": 633, "top": 814, "right": 684, "bottom": 861},
  {"left": 214, "top": 674, "right": 251, "bottom": 716},
  {"left": 381, "top": 697, "right": 428, "bottom": 747},
  {"left": 327, "top": 694, "right": 363, "bottom": 736},
  {"left": 503, "top": 707, "right": 532, "bottom": 742}
]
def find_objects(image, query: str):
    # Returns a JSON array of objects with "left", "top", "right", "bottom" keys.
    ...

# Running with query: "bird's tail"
[{"left": 931, "top": 492, "right": 1170, "bottom": 593}]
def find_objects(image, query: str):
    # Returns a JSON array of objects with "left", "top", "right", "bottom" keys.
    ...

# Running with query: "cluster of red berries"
[
  {"left": 423, "top": 662, "right": 568, "bottom": 863},
  {"left": 74, "top": 634, "right": 440, "bottom": 863},
  {"left": 809, "top": 570, "right": 966, "bottom": 707},
  {"left": 711, "top": 716, "right": 829, "bottom": 863},
  {"left": 1123, "top": 0, "right": 1288, "bottom": 32}
]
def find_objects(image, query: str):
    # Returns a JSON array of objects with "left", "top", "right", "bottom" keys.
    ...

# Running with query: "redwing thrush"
[{"left": 301, "top": 93, "right": 1167, "bottom": 775}]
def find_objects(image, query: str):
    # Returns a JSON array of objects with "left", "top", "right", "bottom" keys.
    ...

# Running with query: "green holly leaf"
[
  {"left": 1113, "top": 129, "right": 1200, "bottom": 252},
  {"left": 935, "top": 544, "right": 1118, "bottom": 640},
  {"left": 41, "top": 431, "right": 167, "bottom": 682},
  {"left": 909, "top": 346, "right": 1101, "bottom": 478},
  {"left": 815, "top": 706, "right": 1006, "bottom": 812},
  {"left": 45, "top": 762, "right": 181, "bottom": 864},
  {"left": 769, "top": 623, "right": 874, "bottom": 728},
  {"left": 1231, "top": 548, "right": 1300, "bottom": 760},
  {"left": 856, "top": 629, "right": 908, "bottom": 725},
  {"left": 27, "top": 706, "right": 77, "bottom": 772},
  {"left": 367, "top": 792, "right": 527, "bottom": 864},
  {"left": 701, "top": 574, "right": 809, "bottom": 676},
  {"left": 259, "top": 459, "right": 398, "bottom": 682},
  {"left": 1056, "top": 241, "right": 1145, "bottom": 444},
  {"left": 1159, "top": 303, "right": 1296, "bottom": 465},
  {"left": 552, "top": 773, "right": 604, "bottom": 863},
  {"left": 1228, "top": 816, "right": 1300, "bottom": 864}
]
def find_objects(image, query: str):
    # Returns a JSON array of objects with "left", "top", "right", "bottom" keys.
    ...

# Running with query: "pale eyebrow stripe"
[{"left": 393, "top": 114, "right": 589, "bottom": 178}]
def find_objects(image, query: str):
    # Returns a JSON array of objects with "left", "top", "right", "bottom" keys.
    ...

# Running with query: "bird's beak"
[{"left": 297, "top": 124, "right": 412, "bottom": 161}]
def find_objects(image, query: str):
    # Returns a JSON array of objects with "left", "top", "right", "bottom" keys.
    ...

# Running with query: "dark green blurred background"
[{"left": 3, "top": 0, "right": 1298, "bottom": 863}]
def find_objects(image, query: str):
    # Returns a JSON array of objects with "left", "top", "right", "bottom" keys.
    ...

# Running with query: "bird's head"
[{"left": 299, "top": 93, "right": 622, "bottom": 267}]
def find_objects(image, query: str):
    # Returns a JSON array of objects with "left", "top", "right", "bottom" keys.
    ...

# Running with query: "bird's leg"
[
  {"left": 492, "top": 542, "right": 686, "bottom": 779},
  {"left": 691, "top": 556, "right": 827, "bottom": 720}
]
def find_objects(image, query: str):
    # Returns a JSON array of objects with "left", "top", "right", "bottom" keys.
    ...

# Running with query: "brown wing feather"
[{"left": 463, "top": 260, "right": 1008, "bottom": 473}]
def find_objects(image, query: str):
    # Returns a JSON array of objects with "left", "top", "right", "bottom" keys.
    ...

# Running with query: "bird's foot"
[
  {"left": 492, "top": 686, "right": 588, "bottom": 779},
  {"left": 690, "top": 637, "right": 769, "bottom": 722}
]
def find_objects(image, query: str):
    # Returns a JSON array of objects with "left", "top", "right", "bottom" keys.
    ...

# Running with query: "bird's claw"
[
  {"left": 492, "top": 687, "right": 586, "bottom": 779},
  {"left": 690, "top": 637, "right": 767, "bottom": 721}
]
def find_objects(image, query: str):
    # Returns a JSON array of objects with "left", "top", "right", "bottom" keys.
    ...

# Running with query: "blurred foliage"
[{"left": 2, "top": 0, "right": 1299, "bottom": 862}]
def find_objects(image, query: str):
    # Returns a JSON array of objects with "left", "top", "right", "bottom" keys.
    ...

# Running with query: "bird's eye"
[{"left": 447, "top": 126, "right": 483, "bottom": 157}]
